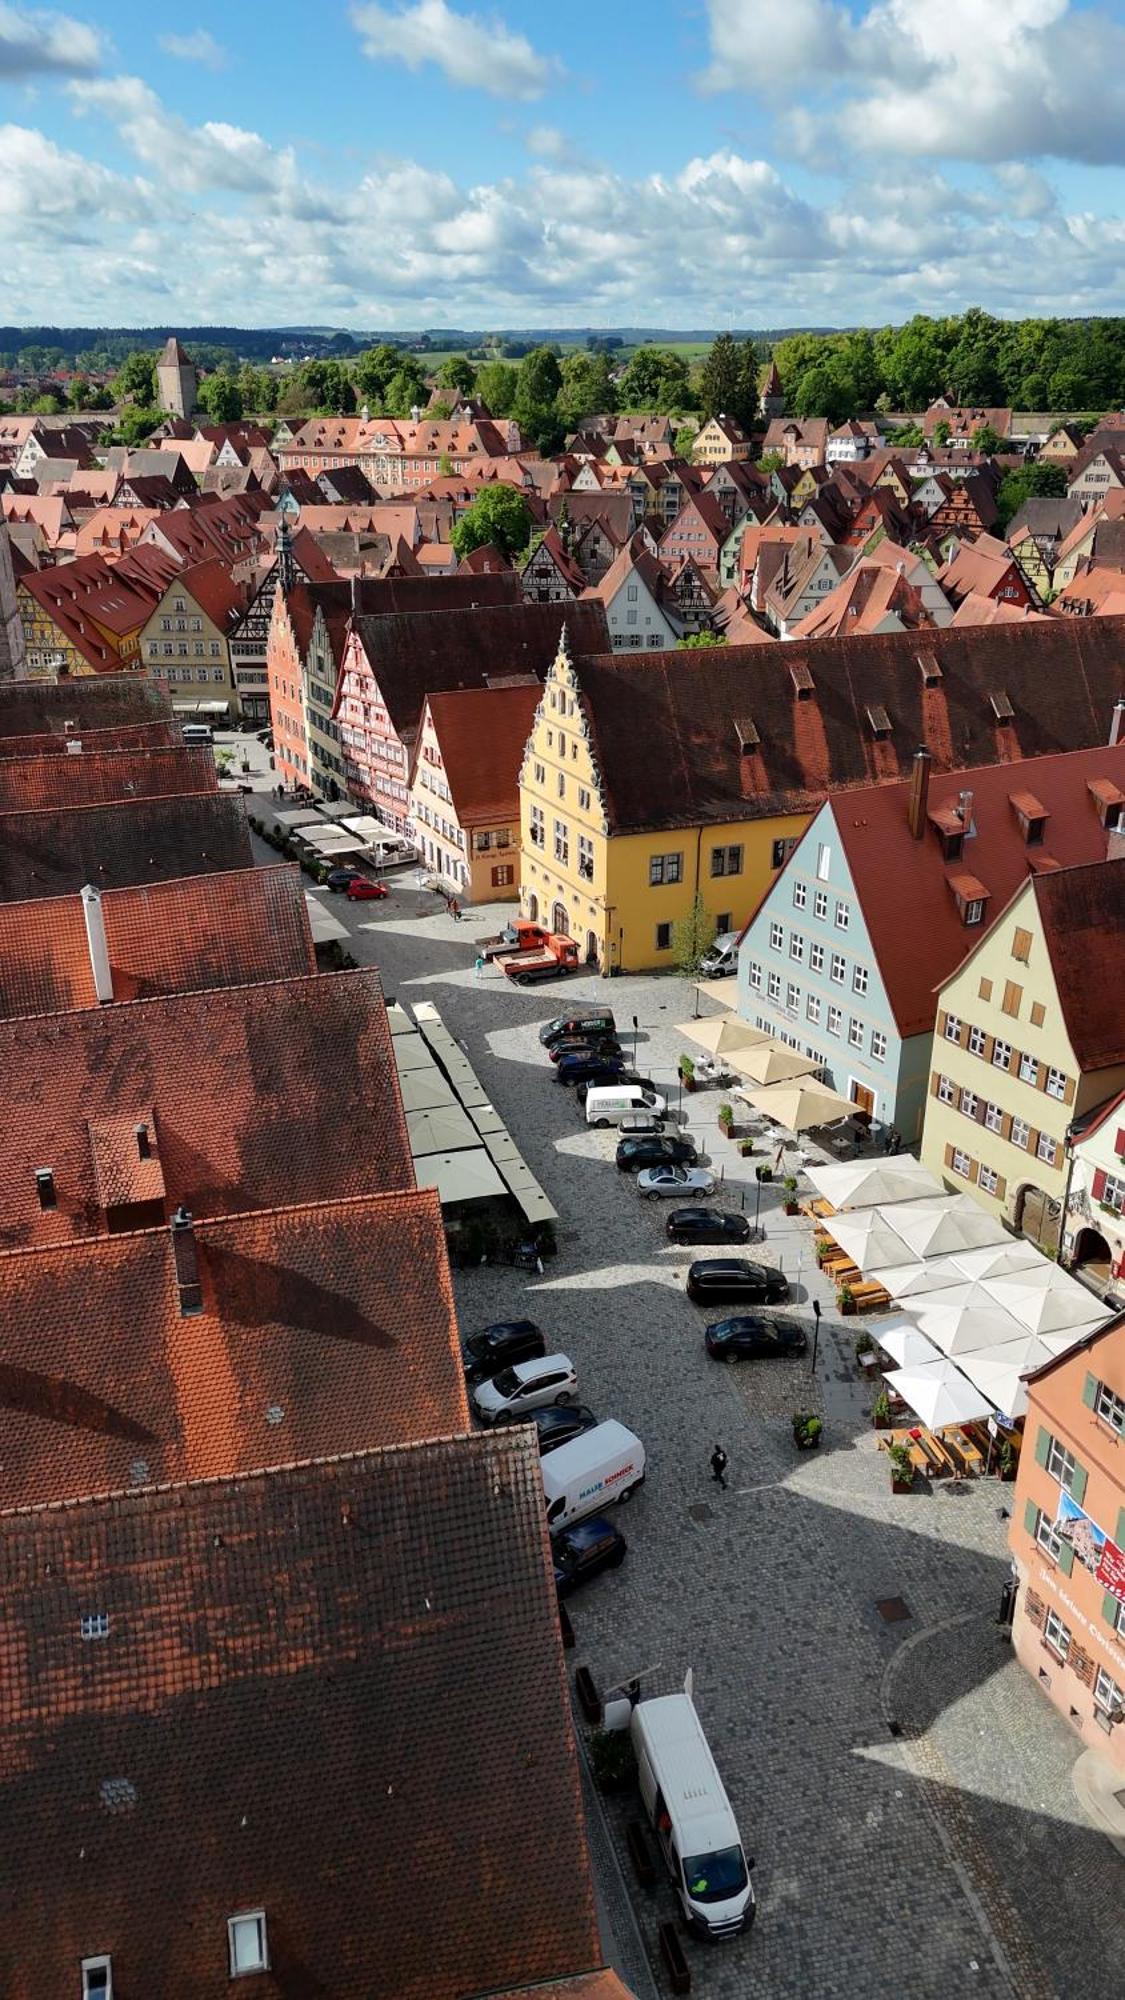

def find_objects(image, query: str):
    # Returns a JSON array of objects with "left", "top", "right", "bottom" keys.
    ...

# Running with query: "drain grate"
[{"left": 875, "top": 1596, "right": 912, "bottom": 1623}]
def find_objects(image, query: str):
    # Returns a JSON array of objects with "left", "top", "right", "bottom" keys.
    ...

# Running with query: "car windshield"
[
  {"left": 490, "top": 1367, "right": 520, "bottom": 1396},
  {"left": 682, "top": 1845, "right": 748, "bottom": 1904}
]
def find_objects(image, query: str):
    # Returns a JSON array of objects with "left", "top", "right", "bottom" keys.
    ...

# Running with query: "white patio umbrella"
[
  {"left": 949, "top": 1240, "right": 1045, "bottom": 1283},
  {"left": 883, "top": 1357, "right": 994, "bottom": 1427},
  {"left": 1038, "top": 1324, "right": 1104, "bottom": 1359},
  {"left": 957, "top": 1334, "right": 1060, "bottom": 1420},
  {"left": 805, "top": 1155, "right": 944, "bottom": 1212},
  {"left": 677, "top": 1017, "right": 772, "bottom": 1057},
  {"left": 877, "top": 1196, "right": 1009, "bottom": 1260},
  {"left": 879, "top": 1321, "right": 945, "bottom": 1368},
  {"left": 982, "top": 1265, "right": 1109, "bottom": 1338},
  {"left": 903, "top": 1284, "right": 1029, "bottom": 1356},
  {"left": 824, "top": 1209, "right": 920, "bottom": 1273},
  {"left": 727, "top": 1042, "right": 820, "bottom": 1086},
  {"left": 742, "top": 1077, "right": 856, "bottom": 1131},
  {"left": 874, "top": 1257, "right": 967, "bottom": 1300}
]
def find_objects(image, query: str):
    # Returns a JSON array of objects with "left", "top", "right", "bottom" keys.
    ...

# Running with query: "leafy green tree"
[
  {"left": 673, "top": 423, "right": 698, "bottom": 458},
  {"left": 672, "top": 894, "right": 717, "bottom": 977},
  {"left": 791, "top": 358, "right": 854, "bottom": 423},
  {"left": 676, "top": 631, "right": 725, "bottom": 648},
  {"left": 996, "top": 460, "right": 1068, "bottom": 530},
  {"left": 557, "top": 350, "right": 616, "bottom": 428},
  {"left": 30, "top": 393, "right": 63, "bottom": 415},
  {"left": 699, "top": 331, "right": 742, "bottom": 420},
  {"left": 115, "top": 405, "right": 162, "bottom": 445},
  {"left": 881, "top": 316, "right": 949, "bottom": 409},
  {"left": 757, "top": 450, "right": 784, "bottom": 474},
  {"left": 238, "top": 364, "right": 276, "bottom": 413},
  {"left": 68, "top": 375, "right": 90, "bottom": 408},
  {"left": 197, "top": 373, "right": 244, "bottom": 423},
  {"left": 114, "top": 350, "right": 157, "bottom": 406},
  {"left": 946, "top": 307, "right": 1003, "bottom": 404},
  {"left": 474, "top": 359, "right": 518, "bottom": 416},
  {"left": 437, "top": 354, "right": 476, "bottom": 394},
  {"left": 450, "top": 484, "right": 533, "bottom": 562},
  {"left": 353, "top": 344, "right": 401, "bottom": 403},
  {"left": 933, "top": 419, "right": 951, "bottom": 446},
  {"left": 515, "top": 345, "right": 563, "bottom": 428},
  {"left": 618, "top": 347, "right": 693, "bottom": 413},
  {"left": 971, "top": 423, "right": 1003, "bottom": 454},
  {"left": 382, "top": 364, "right": 426, "bottom": 417},
  {"left": 427, "top": 399, "right": 453, "bottom": 420}
]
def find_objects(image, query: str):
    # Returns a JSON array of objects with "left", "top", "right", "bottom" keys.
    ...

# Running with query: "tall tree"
[
  {"left": 699, "top": 331, "right": 742, "bottom": 420},
  {"left": 437, "top": 355, "right": 476, "bottom": 394},
  {"left": 450, "top": 484, "right": 533, "bottom": 562},
  {"left": 197, "top": 373, "right": 244, "bottom": 423},
  {"left": 114, "top": 350, "right": 157, "bottom": 406},
  {"left": 474, "top": 359, "right": 518, "bottom": 416}
]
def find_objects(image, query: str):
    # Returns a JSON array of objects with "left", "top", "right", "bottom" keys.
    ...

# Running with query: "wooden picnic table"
[{"left": 942, "top": 1426, "right": 983, "bottom": 1475}]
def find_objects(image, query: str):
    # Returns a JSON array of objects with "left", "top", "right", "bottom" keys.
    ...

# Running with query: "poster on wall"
[{"left": 1056, "top": 1490, "right": 1125, "bottom": 1604}]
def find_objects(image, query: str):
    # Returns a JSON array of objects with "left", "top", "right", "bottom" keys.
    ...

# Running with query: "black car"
[
  {"left": 686, "top": 1259, "right": 791, "bottom": 1305},
  {"left": 325, "top": 866, "right": 362, "bottom": 891},
  {"left": 616, "top": 1134, "right": 699, "bottom": 1173},
  {"left": 547, "top": 1036, "right": 623, "bottom": 1065},
  {"left": 461, "top": 1320, "right": 546, "bottom": 1383},
  {"left": 556, "top": 1054, "right": 628, "bottom": 1088},
  {"left": 552, "top": 1516, "right": 627, "bottom": 1597},
  {"left": 539, "top": 1010, "right": 616, "bottom": 1048},
  {"left": 532, "top": 1404, "right": 599, "bottom": 1455},
  {"left": 705, "top": 1314, "right": 809, "bottom": 1361},
  {"left": 667, "top": 1207, "right": 752, "bottom": 1246}
]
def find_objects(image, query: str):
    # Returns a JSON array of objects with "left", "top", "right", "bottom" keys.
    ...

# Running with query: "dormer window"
[
  {"left": 229, "top": 1911, "right": 268, "bottom": 1976},
  {"left": 1088, "top": 775, "right": 1125, "bottom": 828},
  {"left": 917, "top": 650, "right": 942, "bottom": 686},
  {"left": 81, "top": 1958, "right": 112, "bottom": 1999},
  {"left": 948, "top": 871, "right": 990, "bottom": 927},
  {"left": 866, "top": 704, "right": 891, "bottom": 738},
  {"left": 1009, "top": 790, "right": 1048, "bottom": 846},
  {"left": 989, "top": 690, "right": 1015, "bottom": 722},
  {"left": 734, "top": 716, "right": 759, "bottom": 753}
]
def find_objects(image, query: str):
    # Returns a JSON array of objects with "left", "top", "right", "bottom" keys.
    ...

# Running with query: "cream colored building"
[{"left": 139, "top": 559, "right": 241, "bottom": 720}]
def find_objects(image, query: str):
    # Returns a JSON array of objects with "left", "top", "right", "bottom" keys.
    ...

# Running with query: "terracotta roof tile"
[
  {"left": 0, "top": 792, "right": 253, "bottom": 902},
  {"left": 0, "top": 745, "right": 217, "bottom": 815},
  {"left": 0, "top": 1432, "right": 600, "bottom": 1995},
  {"left": 419, "top": 683, "right": 541, "bottom": 824},
  {"left": 1033, "top": 856, "right": 1125, "bottom": 1069},
  {"left": 0, "top": 966, "right": 412, "bottom": 1249},
  {"left": 0, "top": 719, "right": 180, "bottom": 758}
]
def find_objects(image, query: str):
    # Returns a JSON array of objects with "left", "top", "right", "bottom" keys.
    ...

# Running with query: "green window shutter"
[
  {"left": 1070, "top": 1462, "right": 1088, "bottom": 1507},
  {"left": 1024, "top": 1498, "right": 1039, "bottom": 1538},
  {"left": 1116, "top": 1507, "right": 1125, "bottom": 1547},
  {"left": 1082, "top": 1372, "right": 1098, "bottom": 1410},
  {"left": 1058, "top": 1541, "right": 1075, "bottom": 1578},
  {"left": 1034, "top": 1426, "right": 1051, "bottom": 1468},
  {"left": 1104, "top": 1590, "right": 1122, "bottom": 1629}
]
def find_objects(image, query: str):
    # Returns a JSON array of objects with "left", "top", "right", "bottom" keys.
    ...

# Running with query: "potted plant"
[
  {"left": 679, "top": 1054, "right": 696, "bottom": 1092},
  {"left": 738, "top": 1138, "right": 756, "bottom": 1157},
  {"left": 871, "top": 1389, "right": 892, "bottom": 1431},
  {"left": 718, "top": 1101, "right": 735, "bottom": 1135},
  {"left": 814, "top": 1238, "right": 833, "bottom": 1267},
  {"left": 853, "top": 1330, "right": 874, "bottom": 1361},
  {"left": 755, "top": 1164, "right": 773, "bottom": 1184},
  {"left": 783, "top": 1174, "right": 799, "bottom": 1215},
  {"left": 588, "top": 1726, "right": 636, "bottom": 1795},
  {"left": 887, "top": 1441, "right": 915, "bottom": 1494},
  {"left": 837, "top": 1284, "right": 856, "bottom": 1315},
  {"left": 792, "top": 1409, "right": 823, "bottom": 1450},
  {"left": 997, "top": 1438, "right": 1016, "bottom": 1481}
]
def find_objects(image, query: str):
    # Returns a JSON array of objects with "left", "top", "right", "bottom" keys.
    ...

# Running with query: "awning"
[
  {"left": 272, "top": 809, "right": 324, "bottom": 828},
  {"left": 728, "top": 1043, "right": 820, "bottom": 1087},
  {"left": 874, "top": 1196, "right": 1008, "bottom": 1260},
  {"left": 742, "top": 1076, "right": 854, "bottom": 1130},
  {"left": 171, "top": 699, "right": 229, "bottom": 715},
  {"left": 694, "top": 977, "right": 740, "bottom": 1008},
  {"left": 393, "top": 1036, "right": 441, "bottom": 1074},
  {"left": 300, "top": 829, "right": 369, "bottom": 855},
  {"left": 957, "top": 1335, "right": 1061, "bottom": 1420},
  {"left": 303, "top": 893, "right": 349, "bottom": 944},
  {"left": 398, "top": 1068, "right": 457, "bottom": 1114},
  {"left": 825, "top": 1210, "right": 922, "bottom": 1273},
  {"left": 805, "top": 1155, "right": 944, "bottom": 1212},
  {"left": 901, "top": 1284, "right": 1030, "bottom": 1357},
  {"left": 407, "top": 1105, "right": 480, "bottom": 1155},
  {"left": 385, "top": 1002, "right": 416, "bottom": 1038},
  {"left": 981, "top": 1265, "right": 1109, "bottom": 1337},
  {"left": 879, "top": 1322, "right": 944, "bottom": 1369},
  {"left": 883, "top": 1358, "right": 994, "bottom": 1427},
  {"left": 678, "top": 1018, "right": 772, "bottom": 1057},
  {"left": 413, "top": 1148, "right": 507, "bottom": 1204}
]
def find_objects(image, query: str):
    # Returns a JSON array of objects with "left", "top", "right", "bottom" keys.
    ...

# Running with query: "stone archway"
[{"left": 1072, "top": 1225, "right": 1112, "bottom": 1289}]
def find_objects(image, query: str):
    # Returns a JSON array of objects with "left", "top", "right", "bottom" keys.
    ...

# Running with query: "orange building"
[{"left": 1010, "top": 1315, "right": 1125, "bottom": 1777}]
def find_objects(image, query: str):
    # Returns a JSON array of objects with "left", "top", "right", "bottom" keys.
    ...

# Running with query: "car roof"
[
  {"left": 507, "top": 1352, "right": 571, "bottom": 1382},
  {"left": 690, "top": 1258, "right": 754, "bottom": 1274},
  {"left": 563, "top": 1516, "right": 618, "bottom": 1549}
]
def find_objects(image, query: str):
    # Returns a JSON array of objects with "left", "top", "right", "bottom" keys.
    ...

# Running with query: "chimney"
[
  {"left": 80, "top": 883, "right": 113, "bottom": 1003},
  {"left": 1109, "top": 697, "right": 1125, "bottom": 747},
  {"left": 170, "top": 1206, "right": 203, "bottom": 1316},
  {"left": 907, "top": 746, "right": 931, "bottom": 839},
  {"left": 957, "top": 788, "right": 974, "bottom": 830}
]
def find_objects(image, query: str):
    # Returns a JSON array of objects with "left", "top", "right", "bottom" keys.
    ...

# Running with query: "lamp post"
[{"left": 809, "top": 1298, "right": 821, "bottom": 1377}]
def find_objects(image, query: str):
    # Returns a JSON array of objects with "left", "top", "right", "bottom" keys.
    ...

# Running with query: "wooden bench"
[{"left": 848, "top": 1279, "right": 891, "bottom": 1309}]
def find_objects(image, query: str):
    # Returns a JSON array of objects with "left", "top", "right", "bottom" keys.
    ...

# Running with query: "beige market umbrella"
[
  {"left": 805, "top": 1155, "right": 944, "bottom": 1212},
  {"left": 877, "top": 1196, "right": 1009, "bottom": 1260},
  {"left": 949, "top": 1240, "right": 1045, "bottom": 1283},
  {"left": 879, "top": 1321, "right": 944, "bottom": 1369},
  {"left": 825, "top": 1208, "right": 921, "bottom": 1273},
  {"left": 883, "top": 1357, "right": 993, "bottom": 1427},
  {"left": 678, "top": 1017, "right": 772, "bottom": 1057},
  {"left": 728, "top": 1042, "right": 820, "bottom": 1087},
  {"left": 873, "top": 1257, "right": 967, "bottom": 1300},
  {"left": 743, "top": 1077, "right": 857, "bottom": 1130}
]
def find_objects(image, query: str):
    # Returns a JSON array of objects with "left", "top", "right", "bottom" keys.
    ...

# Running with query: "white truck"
[
  {"left": 539, "top": 1419, "right": 645, "bottom": 1530},
  {"left": 631, "top": 1691, "right": 754, "bottom": 1938}
]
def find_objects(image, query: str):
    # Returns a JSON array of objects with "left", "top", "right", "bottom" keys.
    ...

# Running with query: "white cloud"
[
  {"left": 159, "top": 29, "right": 228, "bottom": 70},
  {"left": 0, "top": 121, "right": 153, "bottom": 234},
  {"left": 525, "top": 124, "right": 569, "bottom": 160},
  {"left": 0, "top": 4, "right": 102, "bottom": 74},
  {"left": 351, "top": 0, "right": 559, "bottom": 100},
  {"left": 69, "top": 74, "right": 296, "bottom": 196},
  {"left": 700, "top": 0, "right": 1125, "bottom": 165}
]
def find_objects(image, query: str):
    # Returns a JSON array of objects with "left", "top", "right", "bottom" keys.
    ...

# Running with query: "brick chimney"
[
  {"left": 1109, "top": 697, "right": 1125, "bottom": 747},
  {"left": 907, "top": 746, "right": 932, "bottom": 840},
  {"left": 80, "top": 883, "right": 113, "bottom": 1003},
  {"left": 170, "top": 1206, "right": 203, "bottom": 1316}
]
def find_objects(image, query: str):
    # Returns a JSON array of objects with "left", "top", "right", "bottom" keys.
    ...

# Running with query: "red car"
[{"left": 346, "top": 877, "right": 388, "bottom": 901}]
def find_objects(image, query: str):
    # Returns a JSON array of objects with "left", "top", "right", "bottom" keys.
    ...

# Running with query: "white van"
[
  {"left": 181, "top": 723, "right": 214, "bottom": 746},
  {"left": 698, "top": 931, "right": 740, "bottom": 979},
  {"left": 631, "top": 1692, "right": 754, "bottom": 1938},
  {"left": 540, "top": 1419, "right": 645, "bottom": 1530},
  {"left": 585, "top": 1084, "right": 667, "bottom": 1129}
]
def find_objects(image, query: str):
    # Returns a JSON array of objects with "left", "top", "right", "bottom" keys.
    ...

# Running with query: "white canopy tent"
[
  {"left": 879, "top": 1321, "right": 945, "bottom": 1369},
  {"left": 947, "top": 1240, "right": 1045, "bottom": 1283},
  {"left": 981, "top": 1265, "right": 1109, "bottom": 1338},
  {"left": 805, "top": 1155, "right": 944, "bottom": 1212},
  {"left": 823, "top": 1209, "right": 923, "bottom": 1274},
  {"left": 868, "top": 1257, "right": 966, "bottom": 1299},
  {"left": 902, "top": 1284, "right": 1031, "bottom": 1357},
  {"left": 873, "top": 1196, "right": 1009, "bottom": 1262},
  {"left": 957, "top": 1335, "right": 1061, "bottom": 1420},
  {"left": 883, "top": 1357, "right": 994, "bottom": 1428}
]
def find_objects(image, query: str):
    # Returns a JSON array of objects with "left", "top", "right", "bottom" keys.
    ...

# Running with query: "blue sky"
[{"left": 1, "top": 0, "right": 1124, "bottom": 327}]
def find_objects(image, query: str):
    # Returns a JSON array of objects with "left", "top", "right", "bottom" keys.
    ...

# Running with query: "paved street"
[{"left": 251, "top": 822, "right": 1125, "bottom": 2000}]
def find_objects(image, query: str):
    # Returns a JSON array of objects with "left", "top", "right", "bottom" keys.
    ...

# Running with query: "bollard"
[
  {"left": 574, "top": 1663, "right": 602, "bottom": 1724},
  {"left": 658, "top": 1920, "right": 692, "bottom": 1994}
]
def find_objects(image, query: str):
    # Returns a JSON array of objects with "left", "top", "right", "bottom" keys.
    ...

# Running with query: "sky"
[{"left": 1, "top": 0, "right": 1125, "bottom": 330}]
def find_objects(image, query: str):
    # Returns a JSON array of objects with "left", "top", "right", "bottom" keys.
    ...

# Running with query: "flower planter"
[
  {"left": 784, "top": 1200, "right": 799, "bottom": 1215},
  {"left": 794, "top": 1431, "right": 821, "bottom": 1451},
  {"left": 838, "top": 1295, "right": 856, "bottom": 1316},
  {"left": 891, "top": 1475, "right": 914, "bottom": 1495}
]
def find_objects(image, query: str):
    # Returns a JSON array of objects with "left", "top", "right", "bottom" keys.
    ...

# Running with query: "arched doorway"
[
  {"left": 527, "top": 892, "right": 538, "bottom": 922},
  {"left": 585, "top": 930, "right": 599, "bottom": 967},
  {"left": 552, "top": 901, "right": 570, "bottom": 936},
  {"left": 1072, "top": 1226, "right": 1112, "bottom": 1288},
  {"left": 1016, "top": 1183, "right": 1062, "bottom": 1253}
]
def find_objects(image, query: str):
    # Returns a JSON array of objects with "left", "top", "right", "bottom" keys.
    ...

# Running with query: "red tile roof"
[
  {"left": 0, "top": 1432, "right": 602, "bottom": 1995},
  {"left": 0, "top": 792, "right": 253, "bottom": 902},
  {"left": 1032, "top": 856, "right": 1125, "bottom": 1070},
  {"left": 0, "top": 966, "right": 412, "bottom": 1249},
  {"left": 0, "top": 865, "right": 314, "bottom": 1017},
  {"left": 419, "top": 683, "right": 541, "bottom": 824},
  {"left": 0, "top": 744, "right": 217, "bottom": 814},
  {"left": 0, "top": 675, "right": 172, "bottom": 737},
  {"left": 826, "top": 745, "right": 1125, "bottom": 1035},
  {"left": 0, "top": 719, "right": 181, "bottom": 758},
  {"left": 0, "top": 1191, "right": 463, "bottom": 1505}
]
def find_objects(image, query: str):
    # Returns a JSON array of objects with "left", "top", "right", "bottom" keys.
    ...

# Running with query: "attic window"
[
  {"left": 789, "top": 660, "right": 815, "bottom": 699},
  {"left": 35, "top": 1167, "right": 56, "bottom": 1210},
  {"left": 948, "top": 871, "right": 990, "bottom": 927},
  {"left": 80, "top": 1613, "right": 110, "bottom": 1641},
  {"left": 866, "top": 704, "right": 892, "bottom": 738},
  {"left": 990, "top": 690, "right": 1015, "bottom": 722},
  {"left": 917, "top": 650, "right": 942, "bottom": 686},
  {"left": 1010, "top": 791, "right": 1048, "bottom": 846},
  {"left": 1088, "top": 775, "right": 1125, "bottom": 828},
  {"left": 81, "top": 1958, "right": 112, "bottom": 1999},
  {"left": 927, "top": 806, "right": 965, "bottom": 862},
  {"left": 228, "top": 1912, "right": 269, "bottom": 1977},
  {"left": 734, "top": 717, "right": 760, "bottom": 753}
]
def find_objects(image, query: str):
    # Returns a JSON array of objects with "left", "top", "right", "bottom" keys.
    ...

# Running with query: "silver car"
[
  {"left": 637, "top": 1164, "right": 716, "bottom": 1200},
  {"left": 472, "top": 1353, "right": 579, "bottom": 1425}
]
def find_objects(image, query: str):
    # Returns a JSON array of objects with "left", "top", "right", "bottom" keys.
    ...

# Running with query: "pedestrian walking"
[
  {"left": 451, "top": 899, "right": 462, "bottom": 921},
  {"left": 474, "top": 951, "right": 485, "bottom": 979},
  {"left": 710, "top": 1443, "right": 728, "bottom": 1489}
]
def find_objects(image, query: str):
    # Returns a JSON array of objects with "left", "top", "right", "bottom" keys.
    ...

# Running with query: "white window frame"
[
  {"left": 960, "top": 1088, "right": 978, "bottom": 1120},
  {"left": 809, "top": 940, "right": 825, "bottom": 973},
  {"left": 813, "top": 889, "right": 828, "bottom": 921},
  {"left": 817, "top": 843, "right": 831, "bottom": 880},
  {"left": 938, "top": 1074, "right": 955, "bottom": 1104},
  {"left": 1094, "top": 1665, "right": 1125, "bottom": 1717},
  {"left": 748, "top": 960, "right": 763, "bottom": 991},
  {"left": 1034, "top": 1507, "right": 1063, "bottom": 1563},
  {"left": 827, "top": 1004, "right": 842, "bottom": 1036},
  {"left": 952, "top": 1147, "right": 971, "bottom": 1177},
  {"left": 1011, "top": 1117, "right": 1030, "bottom": 1149},
  {"left": 769, "top": 921, "right": 784, "bottom": 951},
  {"left": 1045, "top": 1066, "right": 1067, "bottom": 1101},
  {"left": 1036, "top": 1132, "right": 1058, "bottom": 1166},
  {"left": 978, "top": 1164, "right": 999, "bottom": 1195},
  {"left": 786, "top": 980, "right": 801, "bottom": 1012},
  {"left": 1043, "top": 1607, "right": 1072, "bottom": 1661},
  {"left": 1019, "top": 1052, "right": 1039, "bottom": 1086},
  {"left": 793, "top": 880, "right": 807, "bottom": 909},
  {"left": 848, "top": 1017, "right": 863, "bottom": 1049},
  {"left": 829, "top": 952, "right": 846, "bottom": 986},
  {"left": 1094, "top": 1381, "right": 1125, "bottom": 1436},
  {"left": 806, "top": 994, "right": 822, "bottom": 1024},
  {"left": 984, "top": 1102, "right": 1003, "bottom": 1133},
  {"left": 1046, "top": 1435, "right": 1077, "bottom": 1492},
  {"left": 80, "top": 1613, "right": 110, "bottom": 1641},
  {"left": 968, "top": 1025, "right": 987, "bottom": 1056},
  {"left": 228, "top": 1911, "right": 269, "bottom": 1977},
  {"left": 992, "top": 1038, "right": 1011, "bottom": 1070},
  {"left": 852, "top": 965, "right": 868, "bottom": 995},
  {"left": 944, "top": 1014, "right": 962, "bottom": 1043},
  {"left": 870, "top": 1029, "right": 886, "bottom": 1062},
  {"left": 790, "top": 933, "right": 805, "bottom": 962},
  {"left": 81, "top": 1959, "right": 112, "bottom": 1999},
  {"left": 767, "top": 971, "right": 782, "bottom": 1001},
  {"left": 834, "top": 899, "right": 850, "bottom": 930}
]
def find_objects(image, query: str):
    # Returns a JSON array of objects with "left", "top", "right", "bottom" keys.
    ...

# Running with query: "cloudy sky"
[{"left": 2, "top": 0, "right": 1124, "bottom": 328}]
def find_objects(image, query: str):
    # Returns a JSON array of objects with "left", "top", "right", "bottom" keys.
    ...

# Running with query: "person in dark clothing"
[{"left": 710, "top": 1444, "right": 728, "bottom": 1488}]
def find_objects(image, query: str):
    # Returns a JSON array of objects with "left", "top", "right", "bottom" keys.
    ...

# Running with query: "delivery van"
[
  {"left": 698, "top": 931, "right": 740, "bottom": 979},
  {"left": 585, "top": 1083, "right": 667, "bottom": 1128},
  {"left": 631, "top": 1691, "right": 754, "bottom": 1938},
  {"left": 180, "top": 722, "right": 214, "bottom": 746},
  {"left": 540, "top": 1419, "right": 645, "bottom": 1530}
]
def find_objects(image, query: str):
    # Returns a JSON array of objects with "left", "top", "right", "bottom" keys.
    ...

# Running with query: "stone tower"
[
  {"left": 0, "top": 519, "right": 26, "bottom": 680},
  {"left": 156, "top": 336, "right": 198, "bottom": 419}
]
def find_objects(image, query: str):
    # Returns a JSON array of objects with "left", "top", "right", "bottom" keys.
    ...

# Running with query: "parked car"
[
  {"left": 532, "top": 1403, "right": 598, "bottom": 1454},
  {"left": 666, "top": 1207, "right": 752, "bottom": 1246},
  {"left": 616, "top": 1134, "right": 699, "bottom": 1173},
  {"left": 575, "top": 1072, "right": 658, "bottom": 1105},
  {"left": 345, "top": 876, "right": 388, "bottom": 901},
  {"left": 586, "top": 1085, "right": 667, "bottom": 1128},
  {"left": 325, "top": 867, "right": 362, "bottom": 891},
  {"left": 539, "top": 1009, "right": 616, "bottom": 1048},
  {"left": 686, "top": 1260, "right": 791, "bottom": 1306},
  {"left": 698, "top": 931, "right": 740, "bottom": 979},
  {"left": 556, "top": 1054, "right": 628, "bottom": 1089},
  {"left": 547, "top": 1036, "right": 623, "bottom": 1065},
  {"left": 473, "top": 1354, "right": 578, "bottom": 1425},
  {"left": 704, "top": 1314, "right": 809, "bottom": 1361},
  {"left": 637, "top": 1164, "right": 716, "bottom": 1200},
  {"left": 461, "top": 1320, "right": 546, "bottom": 1384},
  {"left": 618, "top": 1110, "right": 670, "bottom": 1137},
  {"left": 552, "top": 1516, "right": 628, "bottom": 1597}
]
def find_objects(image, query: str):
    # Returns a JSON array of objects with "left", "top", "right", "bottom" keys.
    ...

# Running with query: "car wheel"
[
  {"left": 725, "top": 1352, "right": 739, "bottom": 1364},
  {"left": 554, "top": 1390, "right": 573, "bottom": 1405},
  {"left": 642, "top": 1190, "right": 658, "bottom": 1201},
  {"left": 608, "top": 1547, "right": 626, "bottom": 1568},
  {"left": 493, "top": 1410, "right": 513, "bottom": 1425},
  {"left": 617, "top": 1483, "right": 635, "bottom": 1503},
  {"left": 595, "top": 1118, "right": 610, "bottom": 1130}
]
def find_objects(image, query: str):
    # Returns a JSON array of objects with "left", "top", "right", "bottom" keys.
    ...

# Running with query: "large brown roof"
[
  {"left": 0, "top": 792, "right": 253, "bottom": 902},
  {"left": 0, "top": 966, "right": 413, "bottom": 1249},
  {"left": 0, "top": 1193, "right": 463, "bottom": 1507},
  {"left": 350, "top": 599, "right": 609, "bottom": 741},
  {"left": 574, "top": 615, "right": 1125, "bottom": 832},
  {"left": 0, "top": 674, "right": 173, "bottom": 737},
  {"left": 0, "top": 744, "right": 217, "bottom": 814},
  {"left": 0, "top": 718, "right": 181, "bottom": 758},
  {"left": 420, "top": 682, "right": 541, "bottom": 824},
  {"left": 0, "top": 865, "right": 313, "bottom": 1018},
  {"left": 1032, "top": 857, "right": 1125, "bottom": 1070},
  {"left": 0, "top": 1433, "right": 601, "bottom": 1996}
]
